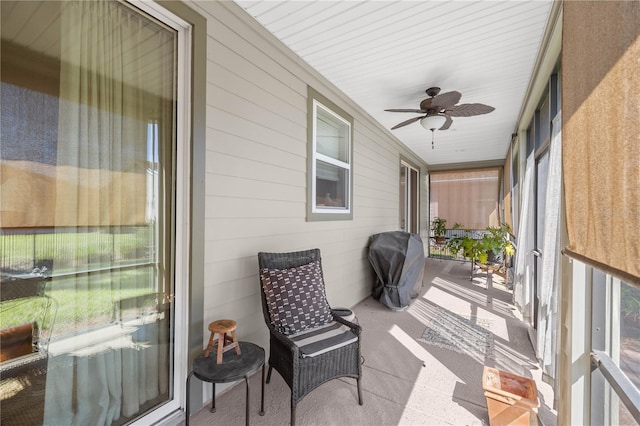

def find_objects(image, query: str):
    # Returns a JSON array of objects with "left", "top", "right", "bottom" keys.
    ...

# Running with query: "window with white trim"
[
  {"left": 307, "top": 87, "right": 353, "bottom": 221},
  {"left": 590, "top": 269, "right": 640, "bottom": 424}
]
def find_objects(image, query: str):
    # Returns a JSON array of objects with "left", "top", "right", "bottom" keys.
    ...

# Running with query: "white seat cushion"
[{"left": 288, "top": 321, "right": 357, "bottom": 358}]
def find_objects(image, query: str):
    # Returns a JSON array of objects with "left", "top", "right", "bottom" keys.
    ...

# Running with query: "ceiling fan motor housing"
[{"left": 425, "top": 87, "right": 441, "bottom": 97}]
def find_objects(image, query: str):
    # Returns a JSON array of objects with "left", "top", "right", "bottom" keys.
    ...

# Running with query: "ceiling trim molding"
[
  {"left": 514, "top": 0, "right": 563, "bottom": 135},
  {"left": 427, "top": 159, "right": 505, "bottom": 172}
]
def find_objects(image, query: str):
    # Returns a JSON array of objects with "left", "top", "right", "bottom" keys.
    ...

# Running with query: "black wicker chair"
[{"left": 258, "top": 249, "right": 362, "bottom": 426}]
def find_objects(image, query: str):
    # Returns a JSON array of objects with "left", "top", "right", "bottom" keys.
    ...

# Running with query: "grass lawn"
[
  {"left": 1, "top": 228, "right": 161, "bottom": 338},
  {"left": 1, "top": 269, "right": 158, "bottom": 338}
]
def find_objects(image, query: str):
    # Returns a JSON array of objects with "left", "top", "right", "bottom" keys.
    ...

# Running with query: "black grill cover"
[{"left": 368, "top": 231, "right": 425, "bottom": 310}]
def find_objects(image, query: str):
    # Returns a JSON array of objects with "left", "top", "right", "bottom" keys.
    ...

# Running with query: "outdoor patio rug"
[{"left": 418, "top": 306, "right": 495, "bottom": 360}]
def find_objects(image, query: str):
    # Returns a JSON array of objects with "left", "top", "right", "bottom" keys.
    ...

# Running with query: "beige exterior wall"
[{"left": 186, "top": 1, "right": 429, "bottom": 348}]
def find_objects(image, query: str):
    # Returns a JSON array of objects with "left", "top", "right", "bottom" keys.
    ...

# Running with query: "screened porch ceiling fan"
[{"left": 385, "top": 87, "right": 495, "bottom": 148}]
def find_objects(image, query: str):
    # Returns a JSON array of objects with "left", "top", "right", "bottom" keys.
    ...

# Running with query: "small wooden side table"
[{"left": 185, "top": 341, "right": 265, "bottom": 426}]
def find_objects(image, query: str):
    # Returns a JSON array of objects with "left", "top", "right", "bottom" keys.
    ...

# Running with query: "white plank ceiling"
[{"left": 234, "top": 0, "right": 554, "bottom": 168}]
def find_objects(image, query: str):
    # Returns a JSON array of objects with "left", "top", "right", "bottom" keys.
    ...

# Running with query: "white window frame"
[
  {"left": 127, "top": 1, "right": 191, "bottom": 424},
  {"left": 590, "top": 272, "right": 640, "bottom": 424},
  {"left": 307, "top": 87, "right": 353, "bottom": 221},
  {"left": 562, "top": 259, "right": 640, "bottom": 425},
  {"left": 400, "top": 160, "right": 420, "bottom": 233}
]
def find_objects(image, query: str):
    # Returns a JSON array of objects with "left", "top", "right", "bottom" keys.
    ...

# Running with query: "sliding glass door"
[{"left": 1, "top": 1, "right": 188, "bottom": 424}]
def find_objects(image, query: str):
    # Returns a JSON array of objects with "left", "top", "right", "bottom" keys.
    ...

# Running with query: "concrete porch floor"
[{"left": 183, "top": 258, "right": 557, "bottom": 426}]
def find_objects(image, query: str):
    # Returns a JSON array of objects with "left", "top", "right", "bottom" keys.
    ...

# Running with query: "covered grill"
[{"left": 368, "top": 231, "right": 425, "bottom": 311}]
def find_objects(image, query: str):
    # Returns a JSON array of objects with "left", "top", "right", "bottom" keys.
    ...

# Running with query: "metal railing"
[
  {"left": 591, "top": 350, "right": 640, "bottom": 423},
  {"left": 0, "top": 226, "right": 154, "bottom": 277}
]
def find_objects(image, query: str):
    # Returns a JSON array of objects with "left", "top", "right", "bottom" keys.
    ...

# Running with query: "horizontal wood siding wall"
[{"left": 188, "top": 0, "right": 427, "bottom": 348}]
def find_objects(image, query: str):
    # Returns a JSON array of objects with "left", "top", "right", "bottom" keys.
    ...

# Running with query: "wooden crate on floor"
[{"left": 482, "top": 366, "right": 539, "bottom": 426}]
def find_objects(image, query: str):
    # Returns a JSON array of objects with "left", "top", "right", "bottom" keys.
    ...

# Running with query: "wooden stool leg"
[
  {"left": 204, "top": 332, "right": 215, "bottom": 357},
  {"left": 231, "top": 330, "right": 241, "bottom": 355},
  {"left": 216, "top": 333, "right": 224, "bottom": 364}
]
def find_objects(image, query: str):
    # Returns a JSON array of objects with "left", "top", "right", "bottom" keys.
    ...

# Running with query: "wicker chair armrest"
[
  {"left": 332, "top": 314, "right": 362, "bottom": 336},
  {"left": 269, "top": 327, "right": 301, "bottom": 357}
]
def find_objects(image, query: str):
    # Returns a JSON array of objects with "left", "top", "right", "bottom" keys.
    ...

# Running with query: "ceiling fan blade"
[
  {"left": 385, "top": 108, "right": 427, "bottom": 113},
  {"left": 390, "top": 115, "right": 424, "bottom": 130},
  {"left": 440, "top": 115, "right": 453, "bottom": 130},
  {"left": 431, "top": 91, "right": 462, "bottom": 109},
  {"left": 446, "top": 103, "right": 495, "bottom": 117},
  {"left": 419, "top": 98, "right": 432, "bottom": 110}
]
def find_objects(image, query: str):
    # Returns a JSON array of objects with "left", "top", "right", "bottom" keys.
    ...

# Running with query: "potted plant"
[
  {"left": 445, "top": 223, "right": 465, "bottom": 257},
  {"left": 430, "top": 217, "right": 448, "bottom": 244},
  {"left": 482, "top": 223, "right": 515, "bottom": 274},
  {"left": 446, "top": 222, "right": 516, "bottom": 278},
  {"left": 446, "top": 223, "right": 484, "bottom": 262},
  {"left": 447, "top": 223, "right": 481, "bottom": 262},
  {"left": 446, "top": 224, "right": 485, "bottom": 279}
]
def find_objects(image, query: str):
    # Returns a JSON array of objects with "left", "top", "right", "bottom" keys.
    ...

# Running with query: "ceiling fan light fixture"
[{"left": 420, "top": 114, "right": 447, "bottom": 131}]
